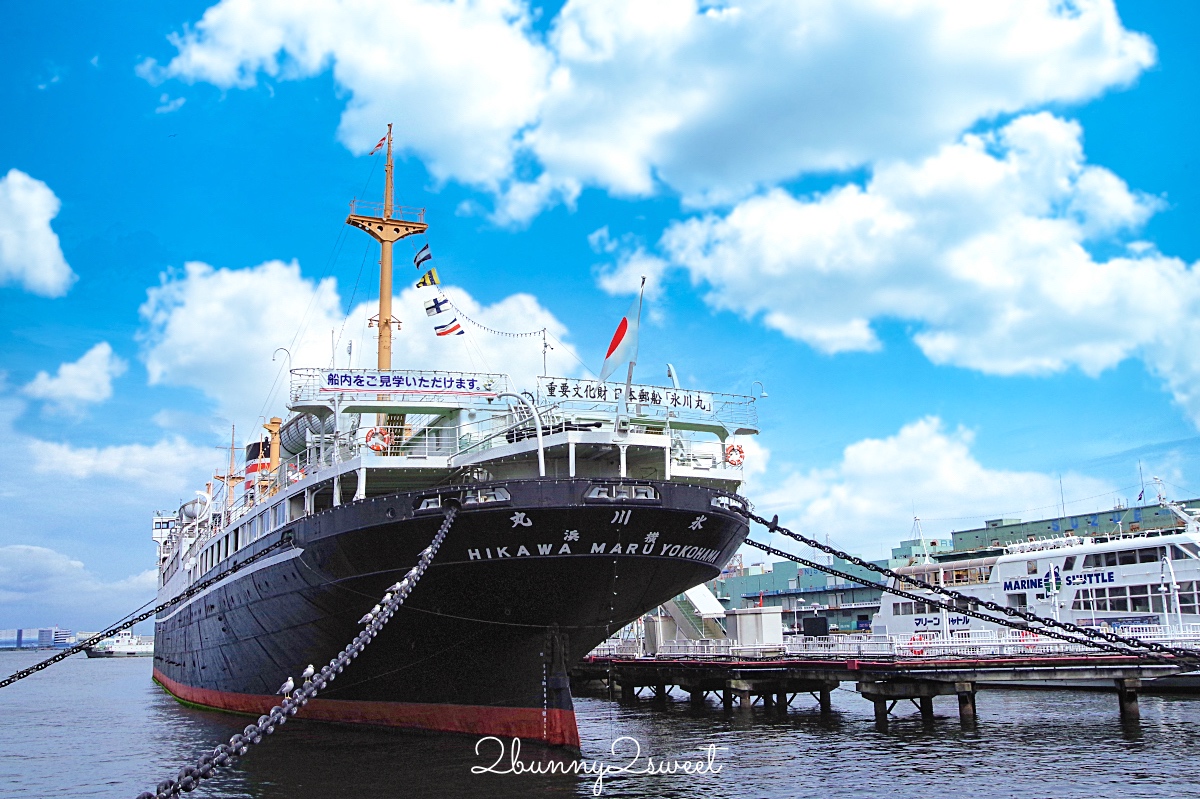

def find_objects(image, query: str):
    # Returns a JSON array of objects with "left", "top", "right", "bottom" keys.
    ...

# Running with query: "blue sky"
[{"left": 3, "top": 0, "right": 1200, "bottom": 629}]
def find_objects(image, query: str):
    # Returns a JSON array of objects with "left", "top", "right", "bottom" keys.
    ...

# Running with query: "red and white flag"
[
  {"left": 599, "top": 287, "right": 643, "bottom": 382},
  {"left": 370, "top": 133, "right": 387, "bottom": 155}
]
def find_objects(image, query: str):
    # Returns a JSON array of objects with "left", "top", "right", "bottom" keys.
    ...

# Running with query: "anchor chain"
[
  {"left": 135, "top": 503, "right": 458, "bottom": 798},
  {"left": 746, "top": 510, "right": 1200, "bottom": 665},
  {"left": 0, "top": 535, "right": 295, "bottom": 690}
]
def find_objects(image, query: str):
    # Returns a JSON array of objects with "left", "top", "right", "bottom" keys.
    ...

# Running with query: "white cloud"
[
  {"left": 0, "top": 169, "right": 75, "bottom": 297},
  {"left": 145, "top": 0, "right": 1153, "bottom": 218},
  {"left": 656, "top": 113, "right": 1200, "bottom": 423},
  {"left": 589, "top": 227, "right": 670, "bottom": 299},
  {"left": 140, "top": 0, "right": 552, "bottom": 189},
  {"left": 23, "top": 342, "right": 127, "bottom": 413},
  {"left": 29, "top": 436, "right": 216, "bottom": 491},
  {"left": 752, "top": 417, "right": 1115, "bottom": 556},
  {"left": 0, "top": 545, "right": 157, "bottom": 627},
  {"left": 138, "top": 258, "right": 582, "bottom": 425},
  {"left": 155, "top": 93, "right": 186, "bottom": 113}
]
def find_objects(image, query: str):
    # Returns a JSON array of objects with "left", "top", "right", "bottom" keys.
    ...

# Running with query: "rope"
[
  {"left": 135, "top": 505, "right": 457, "bottom": 798},
  {"left": 441, "top": 293, "right": 546, "bottom": 338}
]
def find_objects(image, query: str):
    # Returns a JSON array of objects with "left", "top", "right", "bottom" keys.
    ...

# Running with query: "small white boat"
[{"left": 84, "top": 629, "right": 154, "bottom": 658}]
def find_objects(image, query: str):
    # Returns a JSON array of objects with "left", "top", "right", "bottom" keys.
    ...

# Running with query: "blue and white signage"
[
  {"left": 539, "top": 377, "right": 713, "bottom": 411},
  {"left": 319, "top": 370, "right": 503, "bottom": 396}
]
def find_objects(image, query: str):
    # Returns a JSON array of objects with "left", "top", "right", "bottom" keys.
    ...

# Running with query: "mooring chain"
[
  {"left": 135, "top": 504, "right": 458, "bottom": 799},
  {"left": 743, "top": 538, "right": 1166, "bottom": 660},
  {"left": 0, "top": 535, "right": 295, "bottom": 691},
  {"left": 746, "top": 510, "right": 1200, "bottom": 664}
]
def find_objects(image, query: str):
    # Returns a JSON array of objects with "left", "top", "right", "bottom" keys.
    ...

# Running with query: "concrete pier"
[{"left": 571, "top": 652, "right": 1181, "bottom": 727}]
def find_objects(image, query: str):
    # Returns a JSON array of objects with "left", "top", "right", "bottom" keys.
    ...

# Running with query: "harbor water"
[{"left": 3, "top": 650, "right": 1199, "bottom": 798}]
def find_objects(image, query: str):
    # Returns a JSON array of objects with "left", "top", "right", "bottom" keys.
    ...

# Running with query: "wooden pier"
[{"left": 571, "top": 654, "right": 1188, "bottom": 728}]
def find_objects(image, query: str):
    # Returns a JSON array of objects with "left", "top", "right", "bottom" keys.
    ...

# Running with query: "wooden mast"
[{"left": 345, "top": 123, "right": 428, "bottom": 372}]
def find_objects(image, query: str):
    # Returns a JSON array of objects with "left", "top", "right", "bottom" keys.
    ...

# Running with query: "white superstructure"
[{"left": 872, "top": 490, "right": 1200, "bottom": 639}]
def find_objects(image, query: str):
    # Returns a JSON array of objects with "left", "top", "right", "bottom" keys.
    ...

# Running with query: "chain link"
[
  {"left": 746, "top": 510, "right": 1200, "bottom": 666},
  {"left": 0, "top": 534, "right": 295, "bottom": 691},
  {"left": 135, "top": 504, "right": 458, "bottom": 798}
]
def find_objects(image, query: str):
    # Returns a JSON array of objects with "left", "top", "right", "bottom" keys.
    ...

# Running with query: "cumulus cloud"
[
  {"left": 23, "top": 342, "right": 127, "bottom": 413},
  {"left": 752, "top": 417, "right": 1115, "bottom": 556},
  {"left": 145, "top": 0, "right": 1152, "bottom": 218},
  {"left": 0, "top": 545, "right": 157, "bottom": 628},
  {"left": 138, "top": 258, "right": 581, "bottom": 424},
  {"left": 654, "top": 113, "right": 1200, "bottom": 423},
  {"left": 0, "top": 169, "right": 75, "bottom": 296},
  {"left": 139, "top": 0, "right": 552, "bottom": 189}
]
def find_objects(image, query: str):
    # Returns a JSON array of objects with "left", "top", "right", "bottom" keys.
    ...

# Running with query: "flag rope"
[{"left": 441, "top": 294, "right": 546, "bottom": 338}]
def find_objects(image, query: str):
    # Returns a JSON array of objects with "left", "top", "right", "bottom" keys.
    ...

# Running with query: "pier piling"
[
  {"left": 1115, "top": 678, "right": 1140, "bottom": 722},
  {"left": 956, "top": 682, "right": 977, "bottom": 726}
]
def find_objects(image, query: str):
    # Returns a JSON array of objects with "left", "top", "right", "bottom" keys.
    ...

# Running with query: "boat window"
[
  {"left": 1130, "top": 585, "right": 1150, "bottom": 612},
  {"left": 1137, "top": 547, "right": 1160, "bottom": 563},
  {"left": 1082, "top": 554, "right": 1097, "bottom": 568},
  {"left": 1063, "top": 556, "right": 1076, "bottom": 571},
  {"left": 1173, "top": 542, "right": 1200, "bottom": 560},
  {"left": 900, "top": 602, "right": 914, "bottom": 615},
  {"left": 1006, "top": 593, "right": 1027, "bottom": 608},
  {"left": 1104, "top": 552, "right": 1118, "bottom": 567},
  {"left": 1151, "top": 594, "right": 1165, "bottom": 613},
  {"left": 893, "top": 603, "right": 901, "bottom": 616},
  {"left": 1117, "top": 550, "right": 1137, "bottom": 566}
]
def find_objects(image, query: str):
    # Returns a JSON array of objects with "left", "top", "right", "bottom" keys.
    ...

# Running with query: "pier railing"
[{"left": 598, "top": 625, "right": 1200, "bottom": 661}]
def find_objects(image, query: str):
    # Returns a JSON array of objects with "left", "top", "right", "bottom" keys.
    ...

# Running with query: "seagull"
[
  {"left": 301, "top": 664, "right": 315, "bottom": 682},
  {"left": 277, "top": 676, "right": 294, "bottom": 696},
  {"left": 357, "top": 611, "right": 374, "bottom": 624},
  {"left": 388, "top": 581, "right": 403, "bottom": 592}
]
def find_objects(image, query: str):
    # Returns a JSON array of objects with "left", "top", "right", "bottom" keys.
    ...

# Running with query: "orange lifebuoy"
[
  {"left": 725, "top": 444, "right": 745, "bottom": 466},
  {"left": 365, "top": 428, "right": 394, "bottom": 453},
  {"left": 907, "top": 634, "right": 926, "bottom": 656}
]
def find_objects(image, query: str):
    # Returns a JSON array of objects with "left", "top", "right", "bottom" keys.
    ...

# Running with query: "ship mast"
[{"left": 346, "top": 123, "right": 428, "bottom": 371}]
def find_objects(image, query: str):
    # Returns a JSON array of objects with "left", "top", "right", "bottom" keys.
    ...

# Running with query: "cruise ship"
[
  {"left": 149, "top": 128, "right": 758, "bottom": 748},
  {"left": 872, "top": 481, "right": 1200, "bottom": 644}
]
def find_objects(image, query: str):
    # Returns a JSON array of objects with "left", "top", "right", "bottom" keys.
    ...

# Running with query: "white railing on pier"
[{"left": 590, "top": 625, "right": 1200, "bottom": 661}]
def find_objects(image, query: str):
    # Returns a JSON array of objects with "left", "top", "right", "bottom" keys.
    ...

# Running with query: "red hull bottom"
[{"left": 153, "top": 669, "right": 581, "bottom": 750}]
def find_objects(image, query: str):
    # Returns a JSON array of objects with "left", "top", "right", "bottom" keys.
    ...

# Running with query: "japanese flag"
[{"left": 598, "top": 293, "right": 642, "bottom": 382}]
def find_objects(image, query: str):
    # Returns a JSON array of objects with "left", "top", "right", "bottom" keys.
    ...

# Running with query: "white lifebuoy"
[
  {"left": 365, "top": 428, "right": 394, "bottom": 453},
  {"left": 725, "top": 443, "right": 745, "bottom": 467}
]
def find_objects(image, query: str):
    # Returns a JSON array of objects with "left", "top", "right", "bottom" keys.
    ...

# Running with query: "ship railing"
[{"left": 346, "top": 200, "right": 426, "bottom": 223}]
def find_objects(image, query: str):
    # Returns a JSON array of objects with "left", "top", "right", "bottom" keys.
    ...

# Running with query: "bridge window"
[
  {"left": 1063, "top": 556, "right": 1076, "bottom": 571},
  {"left": 1117, "top": 549, "right": 1137, "bottom": 566},
  {"left": 1137, "top": 547, "right": 1161, "bottom": 563}
]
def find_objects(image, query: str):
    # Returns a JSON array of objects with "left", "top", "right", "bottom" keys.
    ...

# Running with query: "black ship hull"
[{"left": 153, "top": 478, "right": 748, "bottom": 748}]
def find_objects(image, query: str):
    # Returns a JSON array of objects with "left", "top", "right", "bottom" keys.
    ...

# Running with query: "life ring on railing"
[
  {"left": 725, "top": 444, "right": 745, "bottom": 467},
  {"left": 907, "top": 634, "right": 926, "bottom": 656},
  {"left": 365, "top": 428, "right": 393, "bottom": 453}
]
